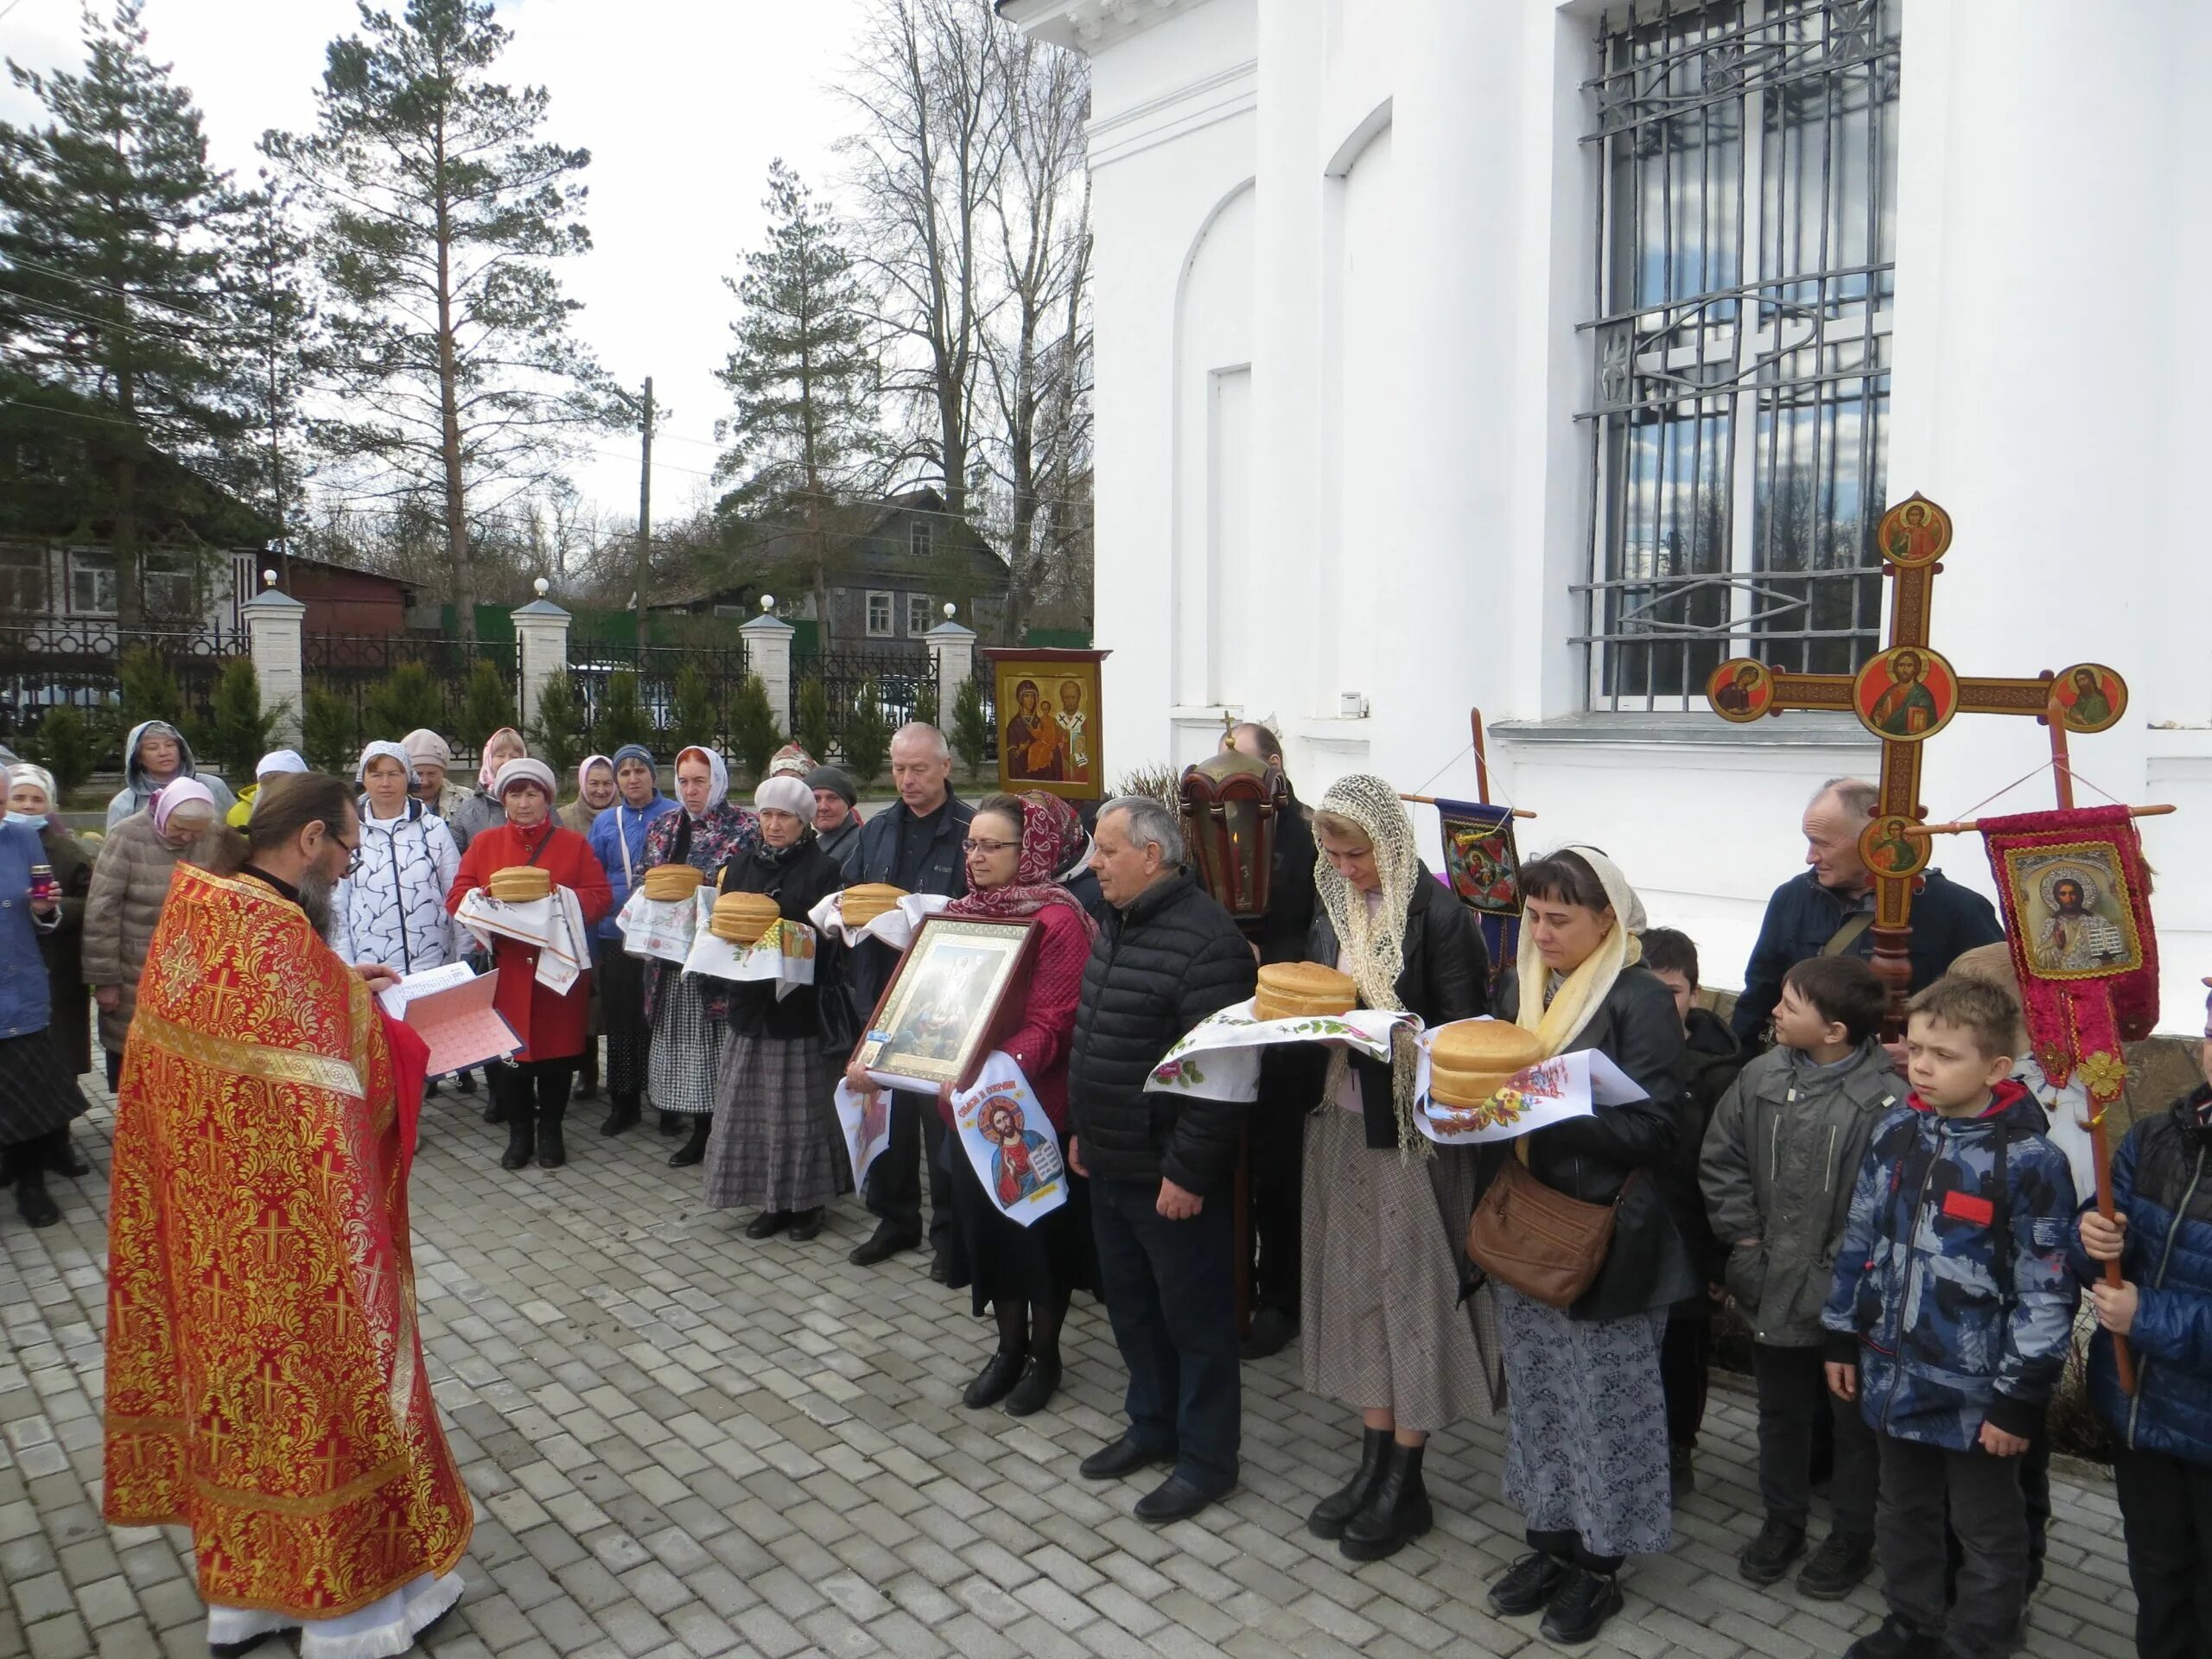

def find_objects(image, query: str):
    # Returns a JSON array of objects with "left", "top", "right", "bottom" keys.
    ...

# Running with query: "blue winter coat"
[
  {"left": 1821, "top": 1081, "right": 2080, "bottom": 1447},
  {"left": 1732, "top": 868, "right": 2001, "bottom": 1046},
  {"left": 588, "top": 796, "right": 678, "bottom": 940},
  {"left": 2074, "top": 1090, "right": 2212, "bottom": 1466},
  {"left": 1, "top": 821, "right": 57, "bottom": 1038}
]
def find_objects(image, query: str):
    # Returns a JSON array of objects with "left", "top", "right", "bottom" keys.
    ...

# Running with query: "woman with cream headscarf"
[
  {"left": 1482, "top": 846, "right": 1694, "bottom": 1647},
  {"left": 638, "top": 746, "right": 757, "bottom": 1163},
  {"left": 1297, "top": 775, "right": 1497, "bottom": 1563}
]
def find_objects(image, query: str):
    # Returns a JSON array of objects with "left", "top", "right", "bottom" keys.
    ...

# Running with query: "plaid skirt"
[
  {"left": 0, "top": 1028, "right": 90, "bottom": 1147},
  {"left": 647, "top": 976, "right": 724, "bottom": 1116},
  {"left": 702, "top": 1033, "right": 849, "bottom": 1211}
]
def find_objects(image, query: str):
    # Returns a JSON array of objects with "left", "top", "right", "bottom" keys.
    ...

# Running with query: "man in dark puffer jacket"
[{"left": 1068, "top": 794, "right": 1257, "bottom": 1524}]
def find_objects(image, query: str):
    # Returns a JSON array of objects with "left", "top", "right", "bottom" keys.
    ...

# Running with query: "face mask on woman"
[{"left": 4, "top": 810, "right": 45, "bottom": 827}]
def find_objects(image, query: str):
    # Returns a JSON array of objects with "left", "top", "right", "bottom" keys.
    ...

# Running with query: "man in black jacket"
[
  {"left": 1229, "top": 722, "right": 1318, "bottom": 1359},
  {"left": 1731, "top": 778, "right": 2001, "bottom": 1048},
  {"left": 845, "top": 724, "right": 974, "bottom": 1274},
  {"left": 1068, "top": 795, "right": 1258, "bottom": 1523}
]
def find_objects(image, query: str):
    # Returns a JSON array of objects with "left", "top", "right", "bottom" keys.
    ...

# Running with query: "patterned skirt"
[
  {"left": 1496, "top": 1283, "right": 1674, "bottom": 1559},
  {"left": 702, "top": 1033, "right": 849, "bottom": 1211},
  {"left": 0, "top": 1028, "right": 89, "bottom": 1147},
  {"left": 647, "top": 976, "right": 724, "bottom": 1117},
  {"left": 598, "top": 945, "right": 651, "bottom": 1097},
  {"left": 1300, "top": 1104, "right": 1500, "bottom": 1432}
]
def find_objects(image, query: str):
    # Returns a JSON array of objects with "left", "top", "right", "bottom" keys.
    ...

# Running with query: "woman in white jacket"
[{"left": 333, "top": 741, "right": 461, "bottom": 976}]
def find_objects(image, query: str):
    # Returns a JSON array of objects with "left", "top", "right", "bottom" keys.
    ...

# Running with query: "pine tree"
[
  {"left": 670, "top": 664, "right": 719, "bottom": 753},
  {"left": 842, "top": 679, "right": 892, "bottom": 785},
  {"left": 204, "top": 658, "right": 284, "bottom": 783},
  {"left": 594, "top": 670, "right": 652, "bottom": 754},
  {"left": 461, "top": 658, "right": 515, "bottom": 745},
  {"left": 229, "top": 173, "right": 316, "bottom": 569},
  {"left": 0, "top": 1, "right": 247, "bottom": 633},
  {"left": 363, "top": 661, "right": 446, "bottom": 739},
  {"left": 715, "top": 160, "right": 882, "bottom": 647},
  {"left": 528, "top": 671, "right": 586, "bottom": 776},
  {"left": 951, "top": 671, "right": 989, "bottom": 779},
  {"left": 794, "top": 675, "right": 832, "bottom": 763},
  {"left": 728, "top": 674, "right": 779, "bottom": 780},
  {"left": 302, "top": 683, "right": 359, "bottom": 773},
  {"left": 267, "top": 0, "right": 614, "bottom": 643}
]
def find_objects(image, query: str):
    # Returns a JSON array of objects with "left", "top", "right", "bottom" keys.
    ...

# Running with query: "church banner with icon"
[
  {"left": 949, "top": 1052, "right": 1068, "bottom": 1227},
  {"left": 1980, "top": 805, "right": 2159, "bottom": 1106},
  {"left": 1433, "top": 799, "right": 1522, "bottom": 988}
]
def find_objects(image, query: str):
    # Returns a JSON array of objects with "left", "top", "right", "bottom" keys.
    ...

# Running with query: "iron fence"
[
  {"left": 304, "top": 632, "right": 520, "bottom": 765},
  {"left": 795, "top": 645, "right": 936, "bottom": 763},
  {"left": 565, "top": 640, "right": 752, "bottom": 754},
  {"left": 0, "top": 621, "right": 243, "bottom": 753}
]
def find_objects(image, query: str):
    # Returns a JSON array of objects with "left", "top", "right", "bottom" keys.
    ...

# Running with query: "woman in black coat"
[
  {"left": 1295, "top": 777, "right": 1499, "bottom": 1564},
  {"left": 1484, "top": 846, "right": 1693, "bottom": 1646},
  {"left": 700, "top": 777, "right": 852, "bottom": 1242}
]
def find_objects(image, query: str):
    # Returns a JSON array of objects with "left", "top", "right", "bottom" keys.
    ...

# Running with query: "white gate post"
[
  {"left": 925, "top": 607, "right": 976, "bottom": 733},
  {"left": 244, "top": 570, "right": 306, "bottom": 748},
  {"left": 512, "top": 581, "right": 572, "bottom": 734},
  {"left": 741, "top": 597, "right": 796, "bottom": 736}
]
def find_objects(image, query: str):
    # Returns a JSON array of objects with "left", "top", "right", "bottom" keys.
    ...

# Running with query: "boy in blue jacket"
[
  {"left": 1821, "top": 976, "right": 2078, "bottom": 1659},
  {"left": 2073, "top": 986, "right": 2212, "bottom": 1659}
]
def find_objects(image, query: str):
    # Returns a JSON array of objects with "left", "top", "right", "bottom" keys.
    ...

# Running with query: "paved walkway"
[{"left": 3, "top": 1080, "right": 2141, "bottom": 1659}]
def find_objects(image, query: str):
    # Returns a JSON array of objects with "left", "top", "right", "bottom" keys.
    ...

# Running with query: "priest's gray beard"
[{"left": 299, "top": 867, "right": 336, "bottom": 944}]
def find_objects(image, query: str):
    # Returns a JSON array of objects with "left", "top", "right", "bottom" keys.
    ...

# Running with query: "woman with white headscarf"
[
  {"left": 1296, "top": 775, "right": 1497, "bottom": 1563},
  {"left": 85, "top": 779, "right": 220, "bottom": 1090},
  {"left": 638, "top": 746, "right": 757, "bottom": 1164},
  {"left": 1482, "top": 847, "right": 1694, "bottom": 1647},
  {"left": 332, "top": 741, "right": 461, "bottom": 977}
]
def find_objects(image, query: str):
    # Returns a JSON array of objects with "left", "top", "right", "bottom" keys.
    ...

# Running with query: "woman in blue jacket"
[
  {"left": 587, "top": 745, "right": 676, "bottom": 1136},
  {"left": 2076, "top": 1001, "right": 2212, "bottom": 1659},
  {"left": 1, "top": 816, "right": 88, "bottom": 1227}
]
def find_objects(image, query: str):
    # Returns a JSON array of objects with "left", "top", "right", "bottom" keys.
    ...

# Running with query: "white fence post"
[
  {"left": 244, "top": 571, "right": 306, "bottom": 748},
  {"left": 741, "top": 599, "right": 796, "bottom": 737},
  {"left": 512, "top": 582, "right": 572, "bottom": 735},
  {"left": 925, "top": 609, "right": 976, "bottom": 733}
]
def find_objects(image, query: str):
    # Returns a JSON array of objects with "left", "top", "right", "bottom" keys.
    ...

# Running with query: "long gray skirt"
[
  {"left": 647, "top": 976, "right": 723, "bottom": 1116},
  {"left": 1300, "top": 1104, "right": 1501, "bottom": 1433},
  {"left": 702, "top": 1033, "right": 849, "bottom": 1211},
  {"left": 1496, "top": 1281, "right": 1674, "bottom": 1558}
]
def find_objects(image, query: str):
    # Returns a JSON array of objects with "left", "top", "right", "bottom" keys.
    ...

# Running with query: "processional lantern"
[{"left": 1179, "top": 749, "right": 1290, "bottom": 933}]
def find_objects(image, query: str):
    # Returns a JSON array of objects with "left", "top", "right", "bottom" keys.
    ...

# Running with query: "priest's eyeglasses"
[{"left": 334, "top": 834, "right": 363, "bottom": 877}]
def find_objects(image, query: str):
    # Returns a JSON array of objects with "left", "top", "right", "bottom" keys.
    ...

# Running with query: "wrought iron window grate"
[{"left": 1573, "top": 0, "right": 1900, "bottom": 710}]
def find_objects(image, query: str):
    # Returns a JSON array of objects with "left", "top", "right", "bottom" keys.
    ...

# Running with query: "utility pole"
[{"left": 635, "top": 376, "right": 654, "bottom": 650}]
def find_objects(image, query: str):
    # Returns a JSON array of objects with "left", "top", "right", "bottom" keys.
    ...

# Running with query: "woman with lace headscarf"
[
  {"left": 639, "top": 747, "right": 757, "bottom": 1163},
  {"left": 1482, "top": 847, "right": 1694, "bottom": 1646},
  {"left": 1297, "top": 775, "right": 1497, "bottom": 1564}
]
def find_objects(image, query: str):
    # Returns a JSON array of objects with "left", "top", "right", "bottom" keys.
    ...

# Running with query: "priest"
[{"left": 102, "top": 772, "right": 473, "bottom": 1659}]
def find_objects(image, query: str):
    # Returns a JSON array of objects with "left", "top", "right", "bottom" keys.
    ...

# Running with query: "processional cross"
[{"left": 1704, "top": 494, "right": 2130, "bottom": 1036}]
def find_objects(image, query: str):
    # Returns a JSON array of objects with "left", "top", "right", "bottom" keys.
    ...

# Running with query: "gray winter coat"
[
  {"left": 1700, "top": 1039, "right": 1903, "bottom": 1347},
  {"left": 82, "top": 811, "right": 191, "bottom": 1054}
]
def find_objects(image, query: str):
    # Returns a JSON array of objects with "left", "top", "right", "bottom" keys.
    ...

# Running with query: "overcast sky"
[{"left": 0, "top": 0, "right": 874, "bottom": 518}]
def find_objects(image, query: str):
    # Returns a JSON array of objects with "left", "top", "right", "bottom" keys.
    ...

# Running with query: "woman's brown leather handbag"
[{"left": 1465, "top": 1141, "right": 1630, "bottom": 1309}]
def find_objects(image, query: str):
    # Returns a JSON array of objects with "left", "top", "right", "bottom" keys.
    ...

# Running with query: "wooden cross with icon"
[{"left": 1705, "top": 494, "right": 2131, "bottom": 1034}]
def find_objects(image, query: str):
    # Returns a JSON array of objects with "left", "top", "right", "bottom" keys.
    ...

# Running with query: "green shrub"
[
  {"left": 27, "top": 705, "right": 100, "bottom": 797},
  {"left": 529, "top": 671, "right": 588, "bottom": 777},
  {"left": 595, "top": 670, "right": 652, "bottom": 754},
  {"left": 728, "top": 673, "right": 779, "bottom": 779},
  {"left": 302, "top": 683, "right": 358, "bottom": 773},
  {"left": 842, "top": 679, "right": 891, "bottom": 785},
  {"left": 794, "top": 674, "right": 831, "bottom": 762},
  {"left": 363, "top": 662, "right": 447, "bottom": 741},
  {"left": 202, "top": 658, "right": 286, "bottom": 785},
  {"left": 951, "top": 673, "right": 989, "bottom": 779},
  {"left": 671, "top": 664, "right": 719, "bottom": 753},
  {"left": 461, "top": 658, "right": 516, "bottom": 748}
]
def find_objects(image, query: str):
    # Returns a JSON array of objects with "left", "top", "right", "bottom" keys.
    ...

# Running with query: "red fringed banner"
[{"left": 1980, "top": 804, "right": 2160, "bottom": 1106}]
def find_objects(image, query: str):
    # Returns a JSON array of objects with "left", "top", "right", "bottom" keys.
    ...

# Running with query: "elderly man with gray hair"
[
  {"left": 1731, "top": 776, "right": 2000, "bottom": 1048},
  {"left": 1066, "top": 792, "right": 1257, "bottom": 1523}
]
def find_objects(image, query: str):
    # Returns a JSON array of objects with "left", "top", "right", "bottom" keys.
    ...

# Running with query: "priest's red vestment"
[{"left": 102, "top": 863, "right": 471, "bottom": 1616}]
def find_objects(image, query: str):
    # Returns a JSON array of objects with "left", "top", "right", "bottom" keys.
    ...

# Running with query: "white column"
[
  {"left": 511, "top": 588, "right": 571, "bottom": 735},
  {"left": 741, "top": 604, "right": 796, "bottom": 736},
  {"left": 925, "top": 613, "right": 976, "bottom": 733},
  {"left": 243, "top": 575, "right": 306, "bottom": 748}
]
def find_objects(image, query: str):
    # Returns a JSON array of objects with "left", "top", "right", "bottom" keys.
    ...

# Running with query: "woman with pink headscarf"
[
  {"left": 85, "top": 779, "right": 220, "bottom": 1090},
  {"left": 448, "top": 727, "right": 527, "bottom": 849}
]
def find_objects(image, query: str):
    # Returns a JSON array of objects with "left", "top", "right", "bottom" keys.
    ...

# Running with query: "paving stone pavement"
[{"left": 2, "top": 1074, "right": 2143, "bottom": 1659}]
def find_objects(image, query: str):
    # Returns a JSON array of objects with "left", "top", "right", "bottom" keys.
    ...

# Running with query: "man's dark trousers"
[
  {"left": 1090, "top": 1173, "right": 1241, "bottom": 1492},
  {"left": 1876, "top": 1431, "right": 2028, "bottom": 1659},
  {"left": 866, "top": 1090, "right": 952, "bottom": 1256},
  {"left": 2113, "top": 1443, "right": 2212, "bottom": 1659}
]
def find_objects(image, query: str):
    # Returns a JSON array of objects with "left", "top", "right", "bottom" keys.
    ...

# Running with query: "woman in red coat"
[
  {"left": 849, "top": 791, "right": 1097, "bottom": 1417},
  {"left": 447, "top": 758, "right": 612, "bottom": 1172}
]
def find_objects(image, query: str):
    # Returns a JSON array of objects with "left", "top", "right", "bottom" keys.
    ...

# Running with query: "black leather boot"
[
  {"left": 1308, "top": 1427, "right": 1392, "bottom": 1541},
  {"left": 536, "top": 1096, "right": 568, "bottom": 1169},
  {"left": 499, "top": 1100, "right": 536, "bottom": 1170},
  {"left": 42, "top": 1131, "right": 91, "bottom": 1179},
  {"left": 1339, "top": 1440, "right": 1431, "bottom": 1561},
  {"left": 600, "top": 1093, "right": 640, "bottom": 1136},
  {"left": 669, "top": 1116, "right": 709, "bottom": 1166},
  {"left": 482, "top": 1087, "right": 508, "bottom": 1125}
]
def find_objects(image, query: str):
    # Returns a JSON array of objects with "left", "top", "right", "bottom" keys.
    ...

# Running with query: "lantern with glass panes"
[{"left": 1178, "top": 749, "right": 1291, "bottom": 938}]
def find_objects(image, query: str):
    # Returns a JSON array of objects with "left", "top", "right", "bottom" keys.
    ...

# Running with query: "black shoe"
[
  {"left": 1240, "top": 1306, "right": 1297, "bottom": 1362},
  {"left": 745, "top": 1211, "right": 791, "bottom": 1240},
  {"left": 575, "top": 1076, "right": 599, "bottom": 1101},
  {"left": 1134, "top": 1472, "right": 1230, "bottom": 1524},
  {"left": 536, "top": 1110, "right": 567, "bottom": 1169},
  {"left": 1843, "top": 1613, "right": 1946, "bottom": 1659},
  {"left": 1308, "top": 1427, "right": 1391, "bottom": 1541},
  {"left": 849, "top": 1225, "right": 921, "bottom": 1268},
  {"left": 658, "top": 1110, "right": 683, "bottom": 1135},
  {"left": 1539, "top": 1566, "right": 1624, "bottom": 1645},
  {"left": 1339, "top": 1440, "right": 1430, "bottom": 1562},
  {"left": 963, "top": 1350, "right": 1027, "bottom": 1409},
  {"left": 668, "top": 1120, "right": 709, "bottom": 1166},
  {"left": 1004, "top": 1354, "right": 1061, "bottom": 1417},
  {"left": 482, "top": 1094, "right": 507, "bottom": 1124},
  {"left": 928, "top": 1250, "right": 951, "bottom": 1284},
  {"left": 1669, "top": 1441, "right": 1694, "bottom": 1503},
  {"left": 1797, "top": 1529, "right": 1875, "bottom": 1600},
  {"left": 788, "top": 1207, "right": 824, "bottom": 1242},
  {"left": 1078, "top": 1433, "right": 1176, "bottom": 1481},
  {"left": 599, "top": 1096, "right": 640, "bottom": 1136},
  {"left": 14, "top": 1176, "right": 60, "bottom": 1229},
  {"left": 43, "top": 1135, "right": 92, "bottom": 1179},
  {"left": 209, "top": 1633, "right": 280, "bottom": 1659},
  {"left": 1738, "top": 1517, "right": 1807, "bottom": 1586},
  {"left": 455, "top": 1071, "right": 478, "bottom": 1096},
  {"left": 499, "top": 1119, "right": 536, "bottom": 1171},
  {"left": 1487, "top": 1552, "right": 1567, "bottom": 1618}
]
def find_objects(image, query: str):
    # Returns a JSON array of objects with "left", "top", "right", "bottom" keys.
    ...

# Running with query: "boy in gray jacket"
[{"left": 1703, "top": 954, "right": 1898, "bottom": 1597}]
